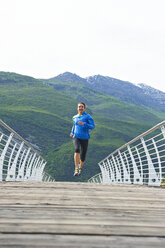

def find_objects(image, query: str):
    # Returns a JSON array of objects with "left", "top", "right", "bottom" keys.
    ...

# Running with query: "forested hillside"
[{"left": 1, "top": 71, "right": 165, "bottom": 181}]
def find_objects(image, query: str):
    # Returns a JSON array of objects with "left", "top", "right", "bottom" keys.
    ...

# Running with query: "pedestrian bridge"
[
  {"left": 1, "top": 120, "right": 165, "bottom": 247},
  {"left": 1, "top": 119, "right": 165, "bottom": 186}
]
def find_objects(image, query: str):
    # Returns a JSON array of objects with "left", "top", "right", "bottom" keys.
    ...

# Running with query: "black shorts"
[{"left": 73, "top": 138, "right": 88, "bottom": 162}]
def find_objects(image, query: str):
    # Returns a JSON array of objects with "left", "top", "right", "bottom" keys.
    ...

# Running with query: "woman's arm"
[
  {"left": 83, "top": 115, "right": 95, "bottom": 130},
  {"left": 70, "top": 123, "right": 75, "bottom": 137}
]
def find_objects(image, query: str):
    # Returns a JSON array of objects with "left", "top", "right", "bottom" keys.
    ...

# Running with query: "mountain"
[
  {"left": 45, "top": 72, "right": 165, "bottom": 113},
  {"left": 138, "top": 83, "right": 165, "bottom": 105},
  {"left": 47, "top": 72, "right": 86, "bottom": 84},
  {"left": 1, "top": 71, "right": 165, "bottom": 182}
]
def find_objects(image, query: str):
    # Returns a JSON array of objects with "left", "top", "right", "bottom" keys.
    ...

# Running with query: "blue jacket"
[{"left": 71, "top": 112, "right": 95, "bottom": 139}]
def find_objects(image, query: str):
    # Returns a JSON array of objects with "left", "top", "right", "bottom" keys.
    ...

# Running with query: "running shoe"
[
  {"left": 73, "top": 168, "right": 79, "bottom": 176},
  {"left": 78, "top": 168, "right": 82, "bottom": 176}
]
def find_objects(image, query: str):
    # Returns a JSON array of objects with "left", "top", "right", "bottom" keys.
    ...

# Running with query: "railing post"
[
  {"left": 35, "top": 159, "right": 45, "bottom": 181},
  {"left": 6, "top": 143, "right": 17, "bottom": 180},
  {"left": 24, "top": 153, "right": 36, "bottom": 180},
  {"left": 99, "top": 162, "right": 109, "bottom": 183},
  {"left": 118, "top": 151, "right": 131, "bottom": 184},
  {"left": 30, "top": 156, "right": 41, "bottom": 181},
  {"left": 152, "top": 138, "right": 162, "bottom": 184},
  {"left": 161, "top": 125, "right": 165, "bottom": 139},
  {"left": 39, "top": 161, "right": 47, "bottom": 181},
  {"left": 0, "top": 133, "right": 14, "bottom": 181},
  {"left": 107, "top": 159, "right": 115, "bottom": 182},
  {"left": 112, "top": 155, "right": 122, "bottom": 183},
  {"left": 123, "top": 152, "right": 131, "bottom": 177},
  {"left": 141, "top": 138, "right": 160, "bottom": 186},
  {"left": 116, "top": 155, "right": 123, "bottom": 183},
  {"left": 103, "top": 161, "right": 110, "bottom": 183},
  {"left": 16, "top": 147, "right": 31, "bottom": 181},
  {"left": 135, "top": 147, "right": 143, "bottom": 184},
  {"left": 127, "top": 145, "right": 142, "bottom": 184},
  {"left": 99, "top": 173, "right": 103, "bottom": 183},
  {"left": 6, "top": 142, "right": 24, "bottom": 181}
]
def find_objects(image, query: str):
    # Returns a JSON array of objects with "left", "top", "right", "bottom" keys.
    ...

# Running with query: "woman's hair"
[{"left": 78, "top": 102, "right": 86, "bottom": 109}]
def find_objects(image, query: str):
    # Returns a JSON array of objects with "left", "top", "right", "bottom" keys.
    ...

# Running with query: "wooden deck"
[{"left": 0, "top": 181, "right": 165, "bottom": 247}]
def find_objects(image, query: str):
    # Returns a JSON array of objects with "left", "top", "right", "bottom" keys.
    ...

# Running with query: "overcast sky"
[{"left": 0, "top": 0, "right": 165, "bottom": 92}]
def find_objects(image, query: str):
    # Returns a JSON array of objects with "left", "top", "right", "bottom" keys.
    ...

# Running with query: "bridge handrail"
[
  {"left": 90, "top": 120, "right": 165, "bottom": 186},
  {"left": 0, "top": 119, "right": 54, "bottom": 182},
  {"left": 0, "top": 119, "right": 43, "bottom": 159},
  {"left": 88, "top": 173, "right": 102, "bottom": 183},
  {"left": 99, "top": 120, "right": 165, "bottom": 164}
]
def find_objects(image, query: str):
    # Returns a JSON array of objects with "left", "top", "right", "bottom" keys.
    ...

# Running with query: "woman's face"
[{"left": 77, "top": 104, "right": 85, "bottom": 114}]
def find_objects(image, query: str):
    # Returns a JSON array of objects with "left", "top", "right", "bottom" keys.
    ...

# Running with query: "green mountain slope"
[
  {"left": 0, "top": 71, "right": 165, "bottom": 181},
  {"left": 43, "top": 78, "right": 164, "bottom": 124},
  {"left": 46, "top": 72, "right": 165, "bottom": 113},
  {"left": 0, "top": 72, "right": 77, "bottom": 152}
]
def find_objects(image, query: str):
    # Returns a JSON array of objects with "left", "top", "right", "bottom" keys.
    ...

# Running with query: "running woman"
[{"left": 70, "top": 102, "right": 95, "bottom": 176}]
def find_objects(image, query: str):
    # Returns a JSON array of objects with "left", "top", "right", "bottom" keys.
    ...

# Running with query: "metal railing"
[
  {"left": 89, "top": 121, "right": 165, "bottom": 186},
  {"left": 0, "top": 119, "right": 54, "bottom": 182},
  {"left": 88, "top": 173, "right": 103, "bottom": 183}
]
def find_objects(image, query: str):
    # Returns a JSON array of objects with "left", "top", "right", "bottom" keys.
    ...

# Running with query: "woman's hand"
[
  {"left": 78, "top": 121, "right": 84, "bottom": 125},
  {"left": 70, "top": 133, "right": 73, "bottom": 138}
]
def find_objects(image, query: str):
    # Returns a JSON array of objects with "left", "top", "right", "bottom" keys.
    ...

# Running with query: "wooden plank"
[
  {"left": 0, "top": 234, "right": 165, "bottom": 248},
  {"left": 0, "top": 223, "right": 165, "bottom": 236},
  {"left": 0, "top": 217, "right": 165, "bottom": 228}
]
